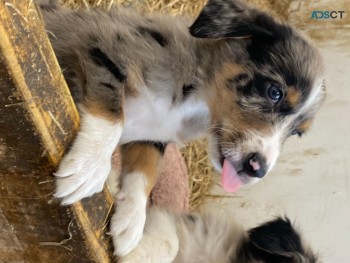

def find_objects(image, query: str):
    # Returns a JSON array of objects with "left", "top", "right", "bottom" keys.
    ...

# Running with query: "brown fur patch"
[
  {"left": 209, "top": 61, "right": 269, "bottom": 135},
  {"left": 217, "top": 62, "right": 245, "bottom": 81},
  {"left": 285, "top": 87, "right": 301, "bottom": 108},
  {"left": 209, "top": 90, "right": 271, "bottom": 150},
  {"left": 298, "top": 119, "right": 313, "bottom": 133},
  {"left": 208, "top": 63, "right": 246, "bottom": 120},
  {"left": 121, "top": 143, "right": 161, "bottom": 195},
  {"left": 84, "top": 99, "right": 123, "bottom": 123}
]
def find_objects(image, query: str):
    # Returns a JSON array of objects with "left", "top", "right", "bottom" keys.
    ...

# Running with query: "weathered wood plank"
[{"left": 0, "top": 1, "right": 114, "bottom": 262}]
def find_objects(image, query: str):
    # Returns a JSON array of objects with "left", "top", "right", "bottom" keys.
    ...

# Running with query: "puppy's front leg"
[
  {"left": 55, "top": 58, "right": 125, "bottom": 204},
  {"left": 54, "top": 106, "right": 123, "bottom": 204},
  {"left": 111, "top": 142, "right": 166, "bottom": 256}
]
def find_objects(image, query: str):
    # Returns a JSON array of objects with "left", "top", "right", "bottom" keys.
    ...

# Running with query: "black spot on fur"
[
  {"left": 227, "top": 73, "right": 250, "bottom": 89},
  {"left": 89, "top": 48, "right": 126, "bottom": 82},
  {"left": 249, "top": 217, "right": 304, "bottom": 253},
  {"left": 137, "top": 27, "right": 168, "bottom": 47},
  {"left": 236, "top": 217, "right": 317, "bottom": 263},
  {"left": 246, "top": 16, "right": 293, "bottom": 65},
  {"left": 101, "top": 82, "right": 116, "bottom": 90},
  {"left": 255, "top": 13, "right": 293, "bottom": 39},
  {"left": 236, "top": 79, "right": 255, "bottom": 97},
  {"left": 182, "top": 84, "right": 196, "bottom": 99},
  {"left": 232, "top": 73, "right": 250, "bottom": 83},
  {"left": 139, "top": 141, "right": 168, "bottom": 154},
  {"left": 285, "top": 72, "right": 297, "bottom": 87},
  {"left": 152, "top": 142, "right": 167, "bottom": 154},
  {"left": 247, "top": 38, "right": 275, "bottom": 66}
]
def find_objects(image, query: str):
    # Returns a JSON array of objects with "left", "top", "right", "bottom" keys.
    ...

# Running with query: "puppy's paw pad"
[{"left": 111, "top": 192, "right": 147, "bottom": 256}]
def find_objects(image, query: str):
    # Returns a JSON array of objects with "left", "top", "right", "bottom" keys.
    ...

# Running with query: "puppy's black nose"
[{"left": 243, "top": 153, "right": 267, "bottom": 178}]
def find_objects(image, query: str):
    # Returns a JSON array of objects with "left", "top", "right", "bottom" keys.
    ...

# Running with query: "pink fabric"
[
  {"left": 150, "top": 144, "right": 189, "bottom": 212},
  {"left": 111, "top": 144, "right": 189, "bottom": 212}
]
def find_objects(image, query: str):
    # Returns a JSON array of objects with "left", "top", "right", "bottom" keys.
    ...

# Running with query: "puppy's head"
[
  {"left": 190, "top": 0, "right": 325, "bottom": 191},
  {"left": 235, "top": 217, "right": 318, "bottom": 263}
]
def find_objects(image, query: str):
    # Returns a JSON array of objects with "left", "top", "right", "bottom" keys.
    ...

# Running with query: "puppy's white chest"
[{"left": 120, "top": 89, "right": 210, "bottom": 144}]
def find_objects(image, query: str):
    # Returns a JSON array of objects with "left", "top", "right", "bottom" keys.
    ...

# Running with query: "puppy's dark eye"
[
  {"left": 267, "top": 83, "right": 283, "bottom": 102},
  {"left": 291, "top": 130, "right": 303, "bottom": 137}
]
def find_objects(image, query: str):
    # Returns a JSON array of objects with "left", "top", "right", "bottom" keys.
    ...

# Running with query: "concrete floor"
[{"left": 204, "top": 38, "right": 350, "bottom": 262}]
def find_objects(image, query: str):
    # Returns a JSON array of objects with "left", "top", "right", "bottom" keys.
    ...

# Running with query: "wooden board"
[{"left": 0, "top": 1, "right": 114, "bottom": 262}]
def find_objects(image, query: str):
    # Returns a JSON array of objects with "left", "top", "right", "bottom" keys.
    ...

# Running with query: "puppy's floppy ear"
[{"left": 190, "top": 0, "right": 277, "bottom": 39}]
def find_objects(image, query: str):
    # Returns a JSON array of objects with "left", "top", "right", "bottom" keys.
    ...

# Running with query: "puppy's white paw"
[
  {"left": 111, "top": 190, "right": 147, "bottom": 256},
  {"left": 54, "top": 108, "right": 123, "bottom": 205},
  {"left": 54, "top": 151, "right": 112, "bottom": 204}
]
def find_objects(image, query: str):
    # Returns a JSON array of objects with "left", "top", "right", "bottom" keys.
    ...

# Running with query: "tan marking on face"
[
  {"left": 208, "top": 63, "right": 246, "bottom": 121},
  {"left": 217, "top": 62, "right": 245, "bottom": 81},
  {"left": 285, "top": 87, "right": 301, "bottom": 108},
  {"left": 298, "top": 119, "right": 313, "bottom": 133},
  {"left": 121, "top": 143, "right": 161, "bottom": 195},
  {"left": 209, "top": 62, "right": 274, "bottom": 157},
  {"left": 208, "top": 62, "right": 270, "bottom": 144}
]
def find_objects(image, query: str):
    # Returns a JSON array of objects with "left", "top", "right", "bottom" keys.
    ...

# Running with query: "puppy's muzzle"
[{"left": 243, "top": 153, "right": 267, "bottom": 178}]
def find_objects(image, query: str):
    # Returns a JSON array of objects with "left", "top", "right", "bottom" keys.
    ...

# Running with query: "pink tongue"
[{"left": 221, "top": 159, "right": 242, "bottom": 192}]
